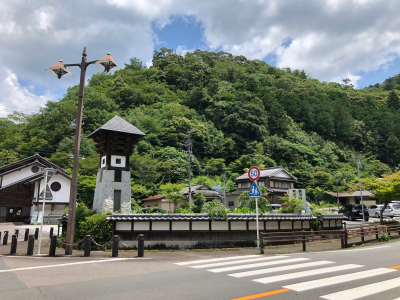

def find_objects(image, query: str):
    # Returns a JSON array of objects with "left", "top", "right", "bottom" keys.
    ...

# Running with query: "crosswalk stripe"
[
  {"left": 320, "top": 276, "right": 400, "bottom": 300},
  {"left": 208, "top": 258, "right": 310, "bottom": 273},
  {"left": 175, "top": 255, "right": 258, "bottom": 265},
  {"left": 253, "top": 264, "right": 363, "bottom": 284},
  {"left": 191, "top": 256, "right": 288, "bottom": 269},
  {"left": 284, "top": 268, "right": 395, "bottom": 292},
  {"left": 229, "top": 261, "right": 335, "bottom": 278}
]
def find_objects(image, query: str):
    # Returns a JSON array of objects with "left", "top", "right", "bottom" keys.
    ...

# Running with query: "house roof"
[
  {"left": 141, "top": 194, "right": 167, "bottom": 201},
  {"left": 180, "top": 184, "right": 220, "bottom": 197},
  {"left": 325, "top": 191, "right": 374, "bottom": 198},
  {"left": 317, "top": 213, "right": 348, "bottom": 220},
  {"left": 107, "top": 213, "right": 316, "bottom": 222},
  {"left": 0, "top": 153, "right": 70, "bottom": 177},
  {"left": 235, "top": 166, "right": 297, "bottom": 181},
  {"left": 87, "top": 115, "right": 145, "bottom": 138}
]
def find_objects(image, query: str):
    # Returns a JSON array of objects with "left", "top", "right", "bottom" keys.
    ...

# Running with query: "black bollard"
[
  {"left": 49, "top": 235, "right": 57, "bottom": 257},
  {"left": 34, "top": 228, "right": 39, "bottom": 240},
  {"left": 24, "top": 228, "right": 29, "bottom": 241},
  {"left": 27, "top": 235, "right": 34, "bottom": 255},
  {"left": 3, "top": 231, "right": 8, "bottom": 245},
  {"left": 49, "top": 227, "right": 54, "bottom": 238},
  {"left": 138, "top": 234, "right": 144, "bottom": 257},
  {"left": 84, "top": 235, "right": 92, "bottom": 257},
  {"left": 0, "top": 231, "right": 2, "bottom": 242},
  {"left": 14, "top": 229, "right": 19, "bottom": 239},
  {"left": 112, "top": 235, "right": 119, "bottom": 257},
  {"left": 10, "top": 234, "right": 17, "bottom": 254}
]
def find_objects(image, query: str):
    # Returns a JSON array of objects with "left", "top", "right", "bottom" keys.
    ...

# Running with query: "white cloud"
[
  {"left": 0, "top": 68, "right": 53, "bottom": 118},
  {"left": 1, "top": 0, "right": 400, "bottom": 109}
]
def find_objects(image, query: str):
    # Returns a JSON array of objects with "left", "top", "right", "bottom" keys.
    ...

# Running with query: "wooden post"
[
  {"left": 344, "top": 222, "right": 348, "bottom": 248},
  {"left": 302, "top": 230, "right": 306, "bottom": 252},
  {"left": 361, "top": 228, "right": 364, "bottom": 243}
]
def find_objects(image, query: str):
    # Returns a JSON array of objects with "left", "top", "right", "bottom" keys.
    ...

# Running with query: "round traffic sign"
[{"left": 248, "top": 166, "right": 260, "bottom": 181}]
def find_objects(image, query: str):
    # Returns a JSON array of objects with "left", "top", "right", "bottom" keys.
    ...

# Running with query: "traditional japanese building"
[
  {"left": 88, "top": 116, "right": 145, "bottom": 214},
  {"left": 0, "top": 153, "right": 71, "bottom": 223}
]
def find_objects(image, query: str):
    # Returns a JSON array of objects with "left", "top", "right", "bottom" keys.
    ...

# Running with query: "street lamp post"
[{"left": 46, "top": 47, "right": 120, "bottom": 255}]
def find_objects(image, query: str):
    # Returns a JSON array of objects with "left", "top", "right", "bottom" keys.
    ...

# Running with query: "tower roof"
[{"left": 87, "top": 115, "right": 145, "bottom": 139}]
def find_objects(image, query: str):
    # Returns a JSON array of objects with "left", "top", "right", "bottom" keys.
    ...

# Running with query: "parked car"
[
  {"left": 388, "top": 203, "right": 400, "bottom": 215},
  {"left": 339, "top": 204, "right": 369, "bottom": 221},
  {"left": 368, "top": 204, "right": 394, "bottom": 218}
]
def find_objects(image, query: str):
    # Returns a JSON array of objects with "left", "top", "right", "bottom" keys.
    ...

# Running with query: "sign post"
[
  {"left": 38, "top": 168, "right": 56, "bottom": 255},
  {"left": 248, "top": 166, "right": 261, "bottom": 254}
]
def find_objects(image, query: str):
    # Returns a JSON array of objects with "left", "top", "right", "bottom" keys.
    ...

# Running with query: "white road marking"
[
  {"left": 208, "top": 258, "right": 310, "bottom": 273},
  {"left": 253, "top": 264, "right": 363, "bottom": 284},
  {"left": 175, "top": 255, "right": 257, "bottom": 265},
  {"left": 320, "top": 276, "right": 400, "bottom": 300},
  {"left": 0, "top": 258, "right": 132, "bottom": 273},
  {"left": 284, "top": 268, "right": 395, "bottom": 291},
  {"left": 313, "top": 245, "right": 390, "bottom": 254},
  {"left": 229, "top": 261, "right": 335, "bottom": 278},
  {"left": 191, "top": 256, "right": 288, "bottom": 269}
]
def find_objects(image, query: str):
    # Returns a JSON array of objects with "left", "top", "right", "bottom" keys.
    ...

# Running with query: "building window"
[
  {"left": 240, "top": 182, "right": 251, "bottom": 188},
  {"left": 258, "top": 181, "right": 265, "bottom": 186},
  {"left": 114, "top": 170, "right": 122, "bottom": 182},
  {"left": 31, "top": 166, "right": 39, "bottom": 173},
  {"left": 228, "top": 201, "right": 234, "bottom": 207},
  {"left": 116, "top": 158, "right": 122, "bottom": 164},
  {"left": 50, "top": 182, "right": 61, "bottom": 192},
  {"left": 114, "top": 190, "right": 121, "bottom": 212},
  {"left": 274, "top": 181, "right": 291, "bottom": 188}
]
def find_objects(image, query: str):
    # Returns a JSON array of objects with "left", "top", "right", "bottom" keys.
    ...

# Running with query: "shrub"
[
  {"left": 201, "top": 200, "right": 230, "bottom": 221},
  {"left": 77, "top": 214, "right": 112, "bottom": 246},
  {"left": 75, "top": 203, "right": 95, "bottom": 227}
]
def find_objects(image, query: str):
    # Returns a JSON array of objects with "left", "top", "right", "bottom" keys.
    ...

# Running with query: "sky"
[{"left": 1, "top": 0, "right": 400, "bottom": 117}]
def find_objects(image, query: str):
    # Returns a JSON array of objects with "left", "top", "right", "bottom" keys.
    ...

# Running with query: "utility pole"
[
  {"left": 182, "top": 130, "right": 194, "bottom": 205},
  {"left": 223, "top": 173, "right": 226, "bottom": 205},
  {"left": 356, "top": 152, "right": 365, "bottom": 223}
]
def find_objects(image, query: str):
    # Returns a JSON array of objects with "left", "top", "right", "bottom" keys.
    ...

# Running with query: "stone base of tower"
[{"left": 93, "top": 169, "right": 131, "bottom": 214}]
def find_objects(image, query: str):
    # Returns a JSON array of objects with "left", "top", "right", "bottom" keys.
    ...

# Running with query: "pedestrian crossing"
[{"left": 175, "top": 254, "right": 400, "bottom": 299}]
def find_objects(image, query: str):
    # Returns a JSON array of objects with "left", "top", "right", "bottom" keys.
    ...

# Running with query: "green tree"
[
  {"left": 387, "top": 91, "right": 400, "bottom": 110},
  {"left": 193, "top": 191, "right": 206, "bottom": 213},
  {"left": 161, "top": 183, "right": 185, "bottom": 211}
]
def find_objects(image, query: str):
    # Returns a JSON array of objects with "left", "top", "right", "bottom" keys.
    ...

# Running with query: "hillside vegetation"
[{"left": 1, "top": 48, "right": 400, "bottom": 205}]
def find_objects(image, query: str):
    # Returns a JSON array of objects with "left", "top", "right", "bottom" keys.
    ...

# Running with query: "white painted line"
[
  {"left": 285, "top": 268, "right": 395, "bottom": 291},
  {"left": 0, "top": 258, "right": 131, "bottom": 273},
  {"left": 191, "top": 256, "right": 288, "bottom": 269},
  {"left": 314, "top": 245, "right": 390, "bottom": 254},
  {"left": 175, "top": 255, "right": 257, "bottom": 265},
  {"left": 208, "top": 258, "right": 309, "bottom": 273},
  {"left": 320, "top": 276, "right": 400, "bottom": 300},
  {"left": 229, "top": 261, "right": 335, "bottom": 278},
  {"left": 253, "top": 264, "right": 363, "bottom": 284}
]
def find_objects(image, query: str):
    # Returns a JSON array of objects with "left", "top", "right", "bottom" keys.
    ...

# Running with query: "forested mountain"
[{"left": 1, "top": 48, "right": 399, "bottom": 204}]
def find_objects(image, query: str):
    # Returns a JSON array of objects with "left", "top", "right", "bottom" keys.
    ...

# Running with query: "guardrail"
[{"left": 260, "top": 223, "right": 400, "bottom": 252}]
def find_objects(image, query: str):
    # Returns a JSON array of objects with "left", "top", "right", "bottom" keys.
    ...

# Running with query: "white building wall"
[
  {"left": 273, "top": 170, "right": 292, "bottom": 178},
  {"left": 36, "top": 174, "right": 71, "bottom": 204},
  {"left": 2, "top": 166, "right": 37, "bottom": 186}
]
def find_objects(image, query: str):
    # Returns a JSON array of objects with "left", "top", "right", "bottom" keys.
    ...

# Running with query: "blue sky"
[{"left": 1, "top": 0, "right": 400, "bottom": 117}]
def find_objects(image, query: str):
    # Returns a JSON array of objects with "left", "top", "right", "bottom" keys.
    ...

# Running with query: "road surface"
[{"left": 1, "top": 240, "right": 400, "bottom": 299}]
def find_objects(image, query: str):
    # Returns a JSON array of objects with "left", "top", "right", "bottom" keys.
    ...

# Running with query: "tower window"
[
  {"left": 116, "top": 158, "right": 121, "bottom": 164},
  {"left": 114, "top": 170, "right": 122, "bottom": 182}
]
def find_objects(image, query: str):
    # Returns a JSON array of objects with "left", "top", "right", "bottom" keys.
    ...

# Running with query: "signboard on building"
[{"left": 30, "top": 211, "right": 38, "bottom": 225}]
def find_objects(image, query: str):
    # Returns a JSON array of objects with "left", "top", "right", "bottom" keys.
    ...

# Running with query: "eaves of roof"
[{"left": 107, "top": 213, "right": 317, "bottom": 222}]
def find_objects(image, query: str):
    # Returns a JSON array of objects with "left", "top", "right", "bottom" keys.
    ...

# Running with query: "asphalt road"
[{"left": 1, "top": 240, "right": 400, "bottom": 300}]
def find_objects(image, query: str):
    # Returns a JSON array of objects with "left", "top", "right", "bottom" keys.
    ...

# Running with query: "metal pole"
[
  {"left": 336, "top": 180, "right": 339, "bottom": 211},
  {"left": 65, "top": 47, "right": 87, "bottom": 255},
  {"left": 255, "top": 180, "right": 260, "bottom": 254},
  {"left": 356, "top": 154, "right": 365, "bottom": 224},
  {"left": 38, "top": 168, "right": 48, "bottom": 255},
  {"left": 188, "top": 131, "right": 192, "bottom": 205}
]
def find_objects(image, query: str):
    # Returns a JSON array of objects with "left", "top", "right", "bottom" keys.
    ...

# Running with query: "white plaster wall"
[
  {"left": 116, "top": 222, "right": 131, "bottom": 231},
  {"left": 152, "top": 222, "right": 169, "bottom": 231},
  {"left": 111, "top": 155, "right": 126, "bottom": 167},
  {"left": 274, "top": 170, "right": 291, "bottom": 178},
  {"left": 248, "top": 221, "right": 263, "bottom": 230},
  {"left": 231, "top": 221, "right": 246, "bottom": 230},
  {"left": 280, "top": 221, "right": 292, "bottom": 230},
  {"left": 192, "top": 221, "right": 209, "bottom": 230},
  {"left": 323, "top": 220, "right": 329, "bottom": 227},
  {"left": 172, "top": 222, "right": 189, "bottom": 231},
  {"left": 35, "top": 174, "right": 71, "bottom": 204},
  {"left": 2, "top": 166, "right": 37, "bottom": 186},
  {"left": 134, "top": 222, "right": 149, "bottom": 231},
  {"left": 293, "top": 221, "right": 302, "bottom": 229},
  {"left": 336, "top": 220, "right": 341, "bottom": 227},
  {"left": 303, "top": 221, "right": 310, "bottom": 229},
  {"left": 211, "top": 222, "right": 229, "bottom": 230},
  {"left": 266, "top": 221, "right": 279, "bottom": 230}
]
